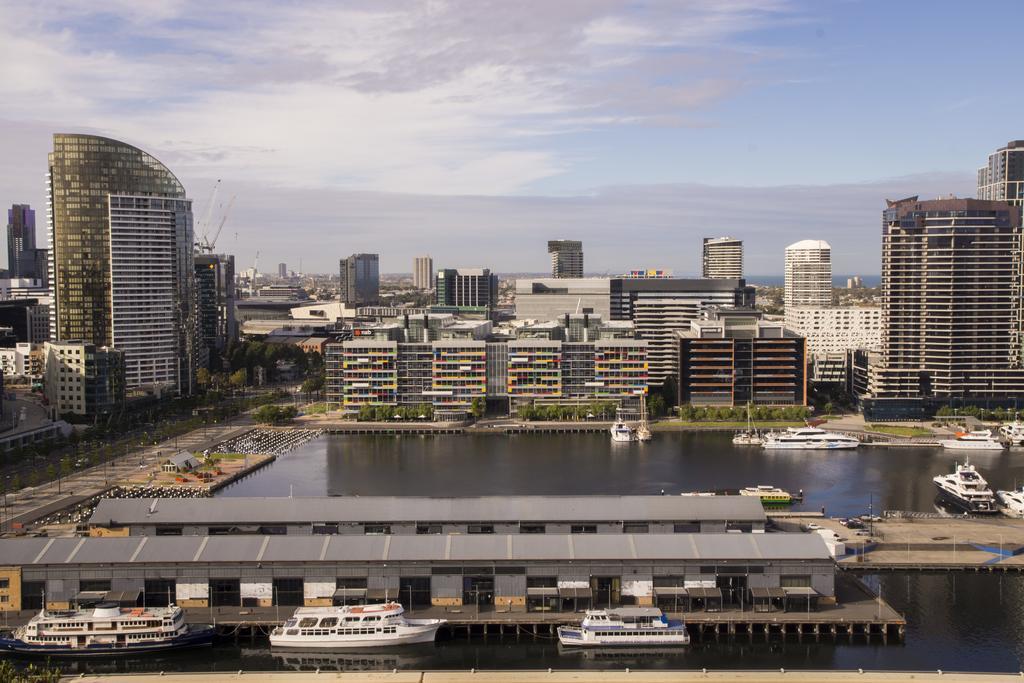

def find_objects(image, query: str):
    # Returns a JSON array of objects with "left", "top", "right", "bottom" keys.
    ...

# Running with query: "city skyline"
[{"left": 1, "top": 2, "right": 1019, "bottom": 274}]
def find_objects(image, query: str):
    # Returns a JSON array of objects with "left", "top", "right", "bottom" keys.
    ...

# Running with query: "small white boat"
[
  {"left": 732, "top": 404, "right": 762, "bottom": 445},
  {"left": 762, "top": 426, "right": 859, "bottom": 450},
  {"left": 270, "top": 602, "right": 445, "bottom": 649},
  {"left": 932, "top": 458, "right": 998, "bottom": 514},
  {"left": 557, "top": 608, "right": 689, "bottom": 647},
  {"left": 997, "top": 487, "right": 1024, "bottom": 517},
  {"left": 939, "top": 429, "right": 1004, "bottom": 451},
  {"left": 610, "top": 422, "right": 634, "bottom": 442},
  {"left": 0, "top": 603, "right": 213, "bottom": 656},
  {"left": 999, "top": 421, "right": 1024, "bottom": 446}
]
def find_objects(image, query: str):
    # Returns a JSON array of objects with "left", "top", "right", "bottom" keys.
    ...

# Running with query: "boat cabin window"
[
  {"left": 318, "top": 617, "right": 338, "bottom": 628},
  {"left": 344, "top": 616, "right": 361, "bottom": 622},
  {"left": 363, "top": 615, "right": 380, "bottom": 622},
  {"left": 298, "top": 617, "right": 319, "bottom": 628}
]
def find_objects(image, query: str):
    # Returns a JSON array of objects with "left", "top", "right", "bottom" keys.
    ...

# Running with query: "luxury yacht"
[
  {"left": 762, "top": 426, "right": 860, "bottom": 450},
  {"left": 997, "top": 487, "right": 1024, "bottom": 517},
  {"left": 939, "top": 429, "right": 1004, "bottom": 451},
  {"left": 932, "top": 459, "right": 998, "bottom": 514},
  {"left": 998, "top": 422, "right": 1024, "bottom": 446}
]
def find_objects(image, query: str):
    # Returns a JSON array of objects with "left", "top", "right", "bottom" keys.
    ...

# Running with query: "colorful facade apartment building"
[
  {"left": 507, "top": 339, "right": 562, "bottom": 398},
  {"left": 429, "top": 341, "right": 488, "bottom": 410},
  {"left": 339, "top": 341, "right": 398, "bottom": 410},
  {"left": 593, "top": 341, "right": 649, "bottom": 398}
]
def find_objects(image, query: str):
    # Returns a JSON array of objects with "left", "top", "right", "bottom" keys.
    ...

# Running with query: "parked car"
[
  {"left": 805, "top": 523, "right": 822, "bottom": 531},
  {"left": 845, "top": 519, "right": 865, "bottom": 529}
]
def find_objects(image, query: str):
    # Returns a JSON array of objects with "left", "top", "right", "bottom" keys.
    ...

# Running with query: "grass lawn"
[
  {"left": 868, "top": 424, "right": 933, "bottom": 437},
  {"left": 653, "top": 420, "right": 804, "bottom": 430},
  {"left": 208, "top": 452, "right": 250, "bottom": 459}
]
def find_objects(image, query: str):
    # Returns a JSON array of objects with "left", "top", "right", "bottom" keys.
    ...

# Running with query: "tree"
[
  {"left": 229, "top": 369, "right": 247, "bottom": 392},
  {"left": 196, "top": 367, "right": 211, "bottom": 388},
  {"left": 253, "top": 404, "right": 298, "bottom": 424},
  {"left": 301, "top": 376, "right": 324, "bottom": 397},
  {"left": 470, "top": 397, "right": 485, "bottom": 419}
]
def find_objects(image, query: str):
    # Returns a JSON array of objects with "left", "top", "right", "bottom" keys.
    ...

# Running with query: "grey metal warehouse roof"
[
  {"left": 88, "top": 495, "right": 766, "bottom": 527},
  {"left": 0, "top": 533, "right": 828, "bottom": 565}
]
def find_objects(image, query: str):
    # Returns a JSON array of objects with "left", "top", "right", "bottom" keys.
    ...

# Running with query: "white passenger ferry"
[
  {"left": 762, "top": 426, "right": 860, "bottom": 450},
  {"left": 0, "top": 603, "right": 214, "bottom": 656},
  {"left": 556, "top": 608, "right": 689, "bottom": 647},
  {"left": 940, "top": 429, "right": 1005, "bottom": 451},
  {"left": 269, "top": 603, "right": 445, "bottom": 649}
]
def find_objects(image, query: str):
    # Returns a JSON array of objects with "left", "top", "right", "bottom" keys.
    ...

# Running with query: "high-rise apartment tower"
[
  {"left": 548, "top": 240, "right": 583, "bottom": 279},
  {"left": 47, "top": 134, "right": 197, "bottom": 394},
  {"left": 784, "top": 240, "right": 832, "bottom": 310},
  {"left": 339, "top": 253, "right": 379, "bottom": 305},
  {"left": 978, "top": 140, "right": 1024, "bottom": 208},
  {"left": 7, "top": 204, "right": 36, "bottom": 278},
  {"left": 702, "top": 237, "right": 743, "bottom": 279},
  {"left": 867, "top": 197, "right": 1024, "bottom": 415},
  {"left": 414, "top": 256, "right": 434, "bottom": 290}
]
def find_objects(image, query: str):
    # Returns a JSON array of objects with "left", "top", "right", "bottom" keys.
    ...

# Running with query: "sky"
[{"left": 0, "top": 0, "right": 1020, "bottom": 276}]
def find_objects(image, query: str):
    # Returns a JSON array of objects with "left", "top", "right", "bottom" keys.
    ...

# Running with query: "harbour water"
[
  {"left": 32, "top": 431, "right": 1024, "bottom": 673},
  {"left": 221, "top": 431, "right": 1024, "bottom": 519}
]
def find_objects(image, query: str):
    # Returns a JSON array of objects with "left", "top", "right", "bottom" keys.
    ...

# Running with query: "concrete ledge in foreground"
[{"left": 62, "top": 669, "right": 1021, "bottom": 682}]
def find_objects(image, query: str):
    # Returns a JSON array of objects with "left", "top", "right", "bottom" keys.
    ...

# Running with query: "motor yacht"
[
  {"left": 939, "top": 429, "right": 1004, "bottom": 451},
  {"left": 557, "top": 608, "right": 689, "bottom": 647},
  {"left": 998, "top": 422, "right": 1024, "bottom": 446},
  {"left": 932, "top": 459, "right": 998, "bottom": 514},
  {"left": 610, "top": 422, "right": 634, "bottom": 442},
  {"left": 762, "top": 426, "right": 859, "bottom": 450},
  {"left": 269, "top": 602, "right": 445, "bottom": 649},
  {"left": 996, "top": 487, "right": 1024, "bottom": 518},
  {"left": 0, "top": 603, "right": 213, "bottom": 656}
]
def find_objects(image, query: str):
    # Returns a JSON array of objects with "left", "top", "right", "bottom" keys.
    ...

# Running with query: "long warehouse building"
[
  {"left": 86, "top": 495, "right": 768, "bottom": 536},
  {"left": 0, "top": 532, "right": 833, "bottom": 614}
]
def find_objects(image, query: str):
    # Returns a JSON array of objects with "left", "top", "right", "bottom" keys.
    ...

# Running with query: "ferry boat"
[
  {"left": 556, "top": 608, "right": 689, "bottom": 647},
  {"left": 0, "top": 603, "right": 214, "bottom": 656},
  {"left": 739, "top": 485, "right": 795, "bottom": 505},
  {"left": 932, "top": 459, "right": 998, "bottom": 514},
  {"left": 939, "top": 429, "right": 1005, "bottom": 451},
  {"left": 269, "top": 602, "right": 445, "bottom": 649},
  {"left": 996, "top": 487, "right": 1024, "bottom": 517},
  {"left": 762, "top": 426, "right": 859, "bottom": 450},
  {"left": 998, "top": 421, "right": 1024, "bottom": 446}
]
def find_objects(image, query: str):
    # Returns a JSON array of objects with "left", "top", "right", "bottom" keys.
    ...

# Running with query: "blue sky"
[{"left": 0, "top": 0, "right": 1020, "bottom": 275}]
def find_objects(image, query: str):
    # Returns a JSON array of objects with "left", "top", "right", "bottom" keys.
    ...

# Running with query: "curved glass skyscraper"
[{"left": 47, "top": 134, "right": 196, "bottom": 394}]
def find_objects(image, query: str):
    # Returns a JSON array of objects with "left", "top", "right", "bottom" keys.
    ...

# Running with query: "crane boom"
[{"left": 207, "top": 194, "right": 235, "bottom": 252}]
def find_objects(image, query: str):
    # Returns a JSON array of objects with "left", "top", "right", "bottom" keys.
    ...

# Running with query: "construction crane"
[{"left": 195, "top": 179, "right": 236, "bottom": 253}]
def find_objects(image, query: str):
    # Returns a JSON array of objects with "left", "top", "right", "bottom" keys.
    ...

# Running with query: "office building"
[
  {"left": 612, "top": 277, "right": 754, "bottom": 387},
  {"left": 47, "top": 134, "right": 196, "bottom": 394},
  {"left": 784, "top": 306, "right": 882, "bottom": 357},
  {"left": 195, "top": 253, "right": 237, "bottom": 362},
  {"left": 678, "top": 307, "right": 807, "bottom": 407},
  {"left": 515, "top": 278, "right": 612, "bottom": 319},
  {"left": 547, "top": 240, "right": 583, "bottom": 278},
  {"left": 0, "top": 299, "right": 50, "bottom": 345},
  {"left": 42, "top": 341, "right": 124, "bottom": 419},
  {"left": 978, "top": 140, "right": 1024, "bottom": 207},
  {"left": 846, "top": 276, "right": 863, "bottom": 289},
  {"left": 865, "top": 197, "right": 1024, "bottom": 419},
  {"left": 339, "top": 253, "right": 379, "bottom": 306},
  {"left": 414, "top": 256, "right": 433, "bottom": 290},
  {"left": 278, "top": 262, "right": 287, "bottom": 278},
  {"left": 6, "top": 204, "right": 36, "bottom": 279},
  {"left": 435, "top": 268, "right": 498, "bottom": 314},
  {"left": 702, "top": 237, "right": 743, "bottom": 279},
  {"left": 783, "top": 240, "right": 832, "bottom": 312}
]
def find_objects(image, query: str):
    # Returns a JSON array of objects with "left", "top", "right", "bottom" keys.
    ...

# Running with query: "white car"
[{"left": 805, "top": 523, "right": 822, "bottom": 531}]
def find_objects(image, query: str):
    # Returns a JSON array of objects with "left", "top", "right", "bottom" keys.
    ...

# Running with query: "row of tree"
[
  {"left": 252, "top": 405, "right": 299, "bottom": 424},
  {"left": 676, "top": 405, "right": 811, "bottom": 422},
  {"left": 935, "top": 405, "right": 1021, "bottom": 421},
  {"left": 356, "top": 404, "right": 436, "bottom": 422},
  {"left": 515, "top": 402, "right": 617, "bottom": 421}
]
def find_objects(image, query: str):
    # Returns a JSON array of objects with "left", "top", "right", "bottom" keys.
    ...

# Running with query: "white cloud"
[{"left": 0, "top": 0, "right": 798, "bottom": 195}]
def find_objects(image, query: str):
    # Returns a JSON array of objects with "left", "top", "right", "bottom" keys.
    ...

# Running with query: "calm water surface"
[
  {"left": 50, "top": 432, "right": 1024, "bottom": 674},
  {"left": 222, "top": 432, "right": 1024, "bottom": 518}
]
